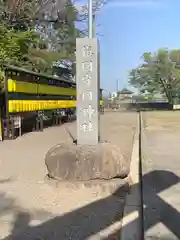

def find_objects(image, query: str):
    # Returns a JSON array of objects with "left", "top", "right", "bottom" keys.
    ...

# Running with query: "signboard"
[
  {"left": 76, "top": 38, "right": 100, "bottom": 145},
  {"left": 13, "top": 116, "right": 21, "bottom": 129}
]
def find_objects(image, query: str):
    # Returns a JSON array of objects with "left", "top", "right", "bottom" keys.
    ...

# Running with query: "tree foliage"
[
  {"left": 0, "top": 25, "right": 39, "bottom": 65},
  {"left": 129, "top": 49, "right": 180, "bottom": 104},
  {"left": 0, "top": 0, "right": 80, "bottom": 77}
]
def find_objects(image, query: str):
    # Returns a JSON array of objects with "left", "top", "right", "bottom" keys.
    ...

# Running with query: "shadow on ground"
[
  {"left": 0, "top": 170, "right": 180, "bottom": 240},
  {"left": 8, "top": 115, "right": 76, "bottom": 140}
]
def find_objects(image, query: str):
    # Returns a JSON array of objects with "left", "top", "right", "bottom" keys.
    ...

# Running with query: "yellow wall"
[
  {"left": 8, "top": 79, "right": 76, "bottom": 96},
  {"left": 8, "top": 100, "right": 103, "bottom": 113}
]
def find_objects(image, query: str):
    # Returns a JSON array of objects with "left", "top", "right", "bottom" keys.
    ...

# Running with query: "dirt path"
[{"left": 0, "top": 112, "right": 137, "bottom": 239}]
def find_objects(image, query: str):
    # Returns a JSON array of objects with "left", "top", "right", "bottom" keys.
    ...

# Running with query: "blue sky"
[{"left": 91, "top": 0, "right": 180, "bottom": 92}]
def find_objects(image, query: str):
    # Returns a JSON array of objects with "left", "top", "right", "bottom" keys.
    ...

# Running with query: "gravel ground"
[
  {"left": 141, "top": 111, "right": 180, "bottom": 240},
  {"left": 0, "top": 111, "right": 137, "bottom": 240}
]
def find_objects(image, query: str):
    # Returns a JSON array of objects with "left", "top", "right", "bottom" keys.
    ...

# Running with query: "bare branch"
[
  {"left": 74, "top": 0, "right": 110, "bottom": 37},
  {"left": 75, "top": 0, "right": 109, "bottom": 20}
]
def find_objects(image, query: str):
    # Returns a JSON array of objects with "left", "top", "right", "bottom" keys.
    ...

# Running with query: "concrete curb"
[{"left": 120, "top": 113, "right": 142, "bottom": 240}]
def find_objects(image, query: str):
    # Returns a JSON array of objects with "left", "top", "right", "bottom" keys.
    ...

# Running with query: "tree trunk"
[{"left": 159, "top": 77, "right": 173, "bottom": 108}]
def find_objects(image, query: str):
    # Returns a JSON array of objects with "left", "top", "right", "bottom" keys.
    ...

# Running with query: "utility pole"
[
  {"left": 92, "top": 14, "right": 96, "bottom": 37},
  {"left": 116, "top": 79, "right": 119, "bottom": 93},
  {"left": 88, "top": 0, "right": 96, "bottom": 37},
  {"left": 88, "top": 0, "right": 93, "bottom": 38}
]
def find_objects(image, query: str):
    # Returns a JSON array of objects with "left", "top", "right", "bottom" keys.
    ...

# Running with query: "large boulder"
[{"left": 45, "top": 142, "right": 129, "bottom": 181}]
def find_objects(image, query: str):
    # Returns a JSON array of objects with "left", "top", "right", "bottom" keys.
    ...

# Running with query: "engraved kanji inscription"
[
  {"left": 81, "top": 45, "right": 93, "bottom": 57},
  {"left": 82, "top": 91, "right": 92, "bottom": 101},
  {"left": 80, "top": 105, "right": 95, "bottom": 120},
  {"left": 82, "top": 61, "right": 93, "bottom": 72},
  {"left": 76, "top": 38, "right": 100, "bottom": 144},
  {"left": 82, "top": 74, "right": 92, "bottom": 86},
  {"left": 80, "top": 121, "right": 93, "bottom": 132}
]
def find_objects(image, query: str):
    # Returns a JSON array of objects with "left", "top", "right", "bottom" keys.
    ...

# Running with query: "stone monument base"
[{"left": 45, "top": 142, "right": 129, "bottom": 181}]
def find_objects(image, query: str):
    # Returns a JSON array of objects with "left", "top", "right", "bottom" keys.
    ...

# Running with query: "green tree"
[
  {"left": 0, "top": 0, "right": 41, "bottom": 30},
  {"left": 0, "top": 25, "right": 40, "bottom": 66},
  {"left": 0, "top": 0, "right": 79, "bottom": 76},
  {"left": 129, "top": 49, "right": 180, "bottom": 104},
  {"left": 37, "top": 0, "right": 79, "bottom": 76}
]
